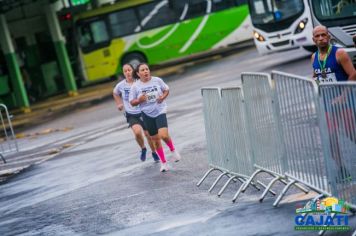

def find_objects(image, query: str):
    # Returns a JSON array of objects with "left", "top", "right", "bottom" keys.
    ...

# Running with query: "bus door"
[{"left": 77, "top": 18, "right": 114, "bottom": 81}]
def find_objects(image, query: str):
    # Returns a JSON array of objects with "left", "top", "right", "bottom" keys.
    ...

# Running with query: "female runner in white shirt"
[
  {"left": 113, "top": 64, "right": 159, "bottom": 162},
  {"left": 129, "top": 63, "right": 181, "bottom": 172}
]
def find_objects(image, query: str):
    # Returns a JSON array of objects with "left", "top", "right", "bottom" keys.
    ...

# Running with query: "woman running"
[
  {"left": 113, "top": 64, "right": 159, "bottom": 162},
  {"left": 129, "top": 63, "right": 181, "bottom": 172}
]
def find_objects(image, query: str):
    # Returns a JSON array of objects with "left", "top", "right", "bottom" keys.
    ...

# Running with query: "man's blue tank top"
[{"left": 313, "top": 45, "right": 348, "bottom": 83}]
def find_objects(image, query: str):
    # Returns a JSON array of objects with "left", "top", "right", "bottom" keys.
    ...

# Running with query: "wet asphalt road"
[{"left": 1, "top": 47, "right": 355, "bottom": 236}]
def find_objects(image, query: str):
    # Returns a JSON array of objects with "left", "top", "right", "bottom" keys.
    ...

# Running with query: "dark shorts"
[
  {"left": 325, "top": 108, "right": 356, "bottom": 135},
  {"left": 141, "top": 113, "right": 168, "bottom": 136},
  {"left": 126, "top": 112, "right": 146, "bottom": 130}
]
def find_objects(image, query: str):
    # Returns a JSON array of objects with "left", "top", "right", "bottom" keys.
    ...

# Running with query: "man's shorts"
[
  {"left": 141, "top": 113, "right": 168, "bottom": 136},
  {"left": 126, "top": 112, "right": 146, "bottom": 130},
  {"left": 325, "top": 108, "right": 355, "bottom": 136}
]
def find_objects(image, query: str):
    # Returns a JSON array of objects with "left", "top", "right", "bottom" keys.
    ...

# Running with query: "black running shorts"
[
  {"left": 141, "top": 113, "right": 168, "bottom": 136},
  {"left": 126, "top": 112, "right": 146, "bottom": 130}
]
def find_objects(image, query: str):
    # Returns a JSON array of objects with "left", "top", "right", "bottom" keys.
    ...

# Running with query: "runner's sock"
[
  {"left": 156, "top": 147, "right": 167, "bottom": 163},
  {"left": 166, "top": 139, "right": 175, "bottom": 152}
]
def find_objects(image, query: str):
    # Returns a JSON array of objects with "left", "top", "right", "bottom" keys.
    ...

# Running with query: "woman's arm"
[
  {"left": 157, "top": 89, "right": 169, "bottom": 104},
  {"left": 113, "top": 93, "right": 124, "bottom": 111}
]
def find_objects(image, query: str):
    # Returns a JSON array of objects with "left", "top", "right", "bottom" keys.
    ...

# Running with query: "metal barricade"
[
  {"left": 271, "top": 71, "right": 331, "bottom": 207},
  {"left": 319, "top": 83, "right": 356, "bottom": 211},
  {"left": 198, "top": 87, "right": 254, "bottom": 194},
  {"left": 197, "top": 88, "right": 228, "bottom": 188},
  {"left": 235, "top": 73, "right": 308, "bottom": 203},
  {"left": 198, "top": 87, "right": 273, "bottom": 201},
  {"left": 218, "top": 87, "right": 259, "bottom": 199},
  {"left": 0, "top": 104, "right": 18, "bottom": 163}
]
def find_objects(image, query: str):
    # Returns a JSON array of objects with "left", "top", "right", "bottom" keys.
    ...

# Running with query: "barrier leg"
[
  {"left": 256, "top": 180, "right": 276, "bottom": 196},
  {"left": 294, "top": 183, "right": 309, "bottom": 194},
  {"left": 241, "top": 169, "right": 262, "bottom": 193},
  {"left": 197, "top": 168, "right": 220, "bottom": 187},
  {"left": 259, "top": 176, "right": 281, "bottom": 203},
  {"left": 231, "top": 179, "right": 268, "bottom": 203},
  {"left": 280, "top": 178, "right": 309, "bottom": 194},
  {"left": 0, "top": 153, "right": 6, "bottom": 164},
  {"left": 249, "top": 181, "right": 261, "bottom": 191},
  {"left": 208, "top": 171, "right": 228, "bottom": 193},
  {"left": 232, "top": 182, "right": 246, "bottom": 203},
  {"left": 273, "top": 179, "right": 297, "bottom": 207},
  {"left": 217, "top": 175, "right": 242, "bottom": 197}
]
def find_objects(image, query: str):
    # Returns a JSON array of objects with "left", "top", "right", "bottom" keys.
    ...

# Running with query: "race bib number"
[
  {"left": 317, "top": 73, "right": 337, "bottom": 84},
  {"left": 146, "top": 91, "right": 158, "bottom": 103}
]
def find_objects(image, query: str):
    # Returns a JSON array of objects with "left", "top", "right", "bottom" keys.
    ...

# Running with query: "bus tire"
[
  {"left": 303, "top": 45, "right": 317, "bottom": 53},
  {"left": 121, "top": 53, "right": 147, "bottom": 68}
]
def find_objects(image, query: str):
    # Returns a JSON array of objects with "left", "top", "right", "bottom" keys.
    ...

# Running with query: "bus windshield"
[
  {"left": 311, "top": 0, "right": 356, "bottom": 22},
  {"left": 249, "top": 0, "right": 304, "bottom": 24}
]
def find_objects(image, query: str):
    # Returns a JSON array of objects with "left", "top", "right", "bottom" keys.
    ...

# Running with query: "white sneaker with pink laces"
[
  {"left": 160, "top": 162, "right": 169, "bottom": 172},
  {"left": 170, "top": 150, "right": 181, "bottom": 162}
]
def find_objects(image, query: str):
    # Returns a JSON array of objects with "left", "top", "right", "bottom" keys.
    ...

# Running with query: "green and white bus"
[{"left": 74, "top": 0, "right": 252, "bottom": 82}]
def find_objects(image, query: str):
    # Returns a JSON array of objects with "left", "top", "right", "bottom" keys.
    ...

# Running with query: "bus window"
[
  {"left": 312, "top": 0, "right": 356, "bottom": 18},
  {"left": 250, "top": 0, "right": 304, "bottom": 24},
  {"left": 137, "top": 1, "right": 179, "bottom": 30},
  {"left": 109, "top": 9, "right": 139, "bottom": 37},
  {"left": 90, "top": 21, "right": 109, "bottom": 44},
  {"left": 187, "top": 0, "right": 209, "bottom": 18},
  {"left": 79, "top": 25, "right": 93, "bottom": 47},
  {"left": 212, "top": 0, "right": 235, "bottom": 12},
  {"left": 234, "top": 0, "right": 247, "bottom": 6}
]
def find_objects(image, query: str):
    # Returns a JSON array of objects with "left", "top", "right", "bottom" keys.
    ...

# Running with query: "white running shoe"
[
  {"left": 171, "top": 150, "right": 181, "bottom": 162},
  {"left": 160, "top": 162, "right": 169, "bottom": 172}
]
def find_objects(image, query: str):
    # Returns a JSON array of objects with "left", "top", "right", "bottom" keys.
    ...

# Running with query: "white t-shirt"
[
  {"left": 113, "top": 79, "right": 141, "bottom": 115},
  {"left": 129, "top": 77, "right": 169, "bottom": 118}
]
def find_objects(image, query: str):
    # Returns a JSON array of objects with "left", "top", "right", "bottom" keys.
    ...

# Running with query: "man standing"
[
  {"left": 311, "top": 25, "right": 356, "bottom": 82},
  {"left": 311, "top": 25, "right": 356, "bottom": 183}
]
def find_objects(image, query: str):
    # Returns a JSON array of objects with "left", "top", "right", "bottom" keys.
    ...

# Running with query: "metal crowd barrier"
[
  {"left": 233, "top": 73, "right": 308, "bottom": 203},
  {"left": 198, "top": 87, "right": 270, "bottom": 198},
  {"left": 319, "top": 83, "right": 356, "bottom": 211},
  {"left": 271, "top": 71, "right": 331, "bottom": 207},
  {"left": 0, "top": 104, "right": 18, "bottom": 163},
  {"left": 199, "top": 72, "right": 356, "bottom": 218}
]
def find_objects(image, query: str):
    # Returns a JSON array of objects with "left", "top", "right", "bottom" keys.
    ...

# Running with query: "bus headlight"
[
  {"left": 295, "top": 18, "right": 308, "bottom": 34},
  {"left": 254, "top": 31, "right": 265, "bottom": 42}
]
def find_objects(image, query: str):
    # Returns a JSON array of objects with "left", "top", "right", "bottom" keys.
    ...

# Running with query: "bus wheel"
[
  {"left": 121, "top": 53, "right": 146, "bottom": 68},
  {"left": 303, "top": 46, "right": 317, "bottom": 53}
]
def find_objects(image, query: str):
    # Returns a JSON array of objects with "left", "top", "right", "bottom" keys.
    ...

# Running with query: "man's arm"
[{"left": 336, "top": 48, "right": 356, "bottom": 81}]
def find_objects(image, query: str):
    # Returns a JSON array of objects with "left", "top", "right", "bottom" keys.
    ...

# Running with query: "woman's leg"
[
  {"left": 158, "top": 127, "right": 173, "bottom": 150},
  {"left": 144, "top": 130, "right": 156, "bottom": 151},
  {"left": 131, "top": 124, "right": 145, "bottom": 148},
  {"left": 142, "top": 113, "right": 168, "bottom": 171},
  {"left": 131, "top": 124, "right": 147, "bottom": 161},
  {"left": 144, "top": 130, "right": 159, "bottom": 162},
  {"left": 158, "top": 128, "right": 180, "bottom": 162},
  {"left": 152, "top": 134, "right": 169, "bottom": 172}
]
